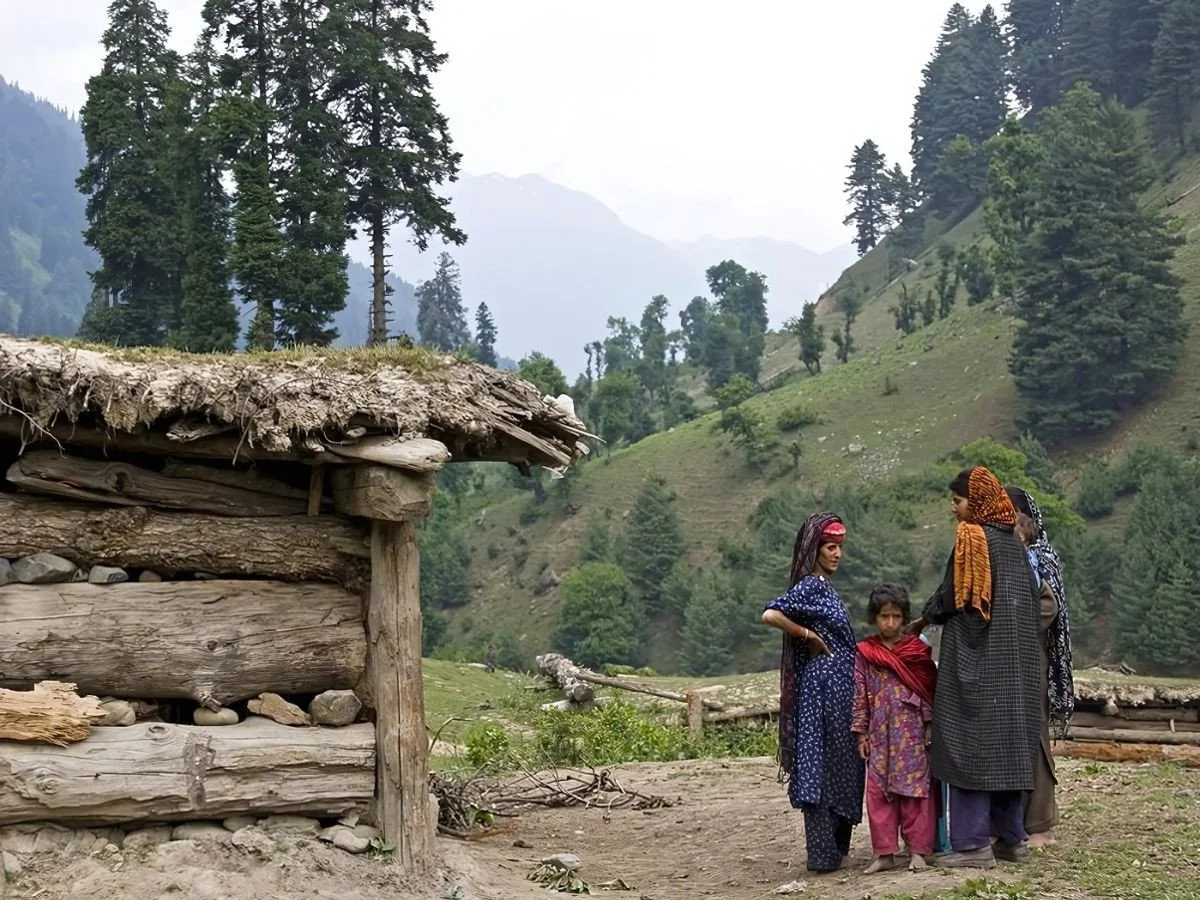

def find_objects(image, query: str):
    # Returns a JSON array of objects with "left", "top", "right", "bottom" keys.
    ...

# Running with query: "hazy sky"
[{"left": 1, "top": 1, "right": 992, "bottom": 252}]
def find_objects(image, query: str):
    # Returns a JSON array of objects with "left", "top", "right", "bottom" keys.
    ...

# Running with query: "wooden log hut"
[{"left": 0, "top": 336, "right": 589, "bottom": 872}]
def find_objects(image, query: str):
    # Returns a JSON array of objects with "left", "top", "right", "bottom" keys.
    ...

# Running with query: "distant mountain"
[
  {"left": 380, "top": 174, "right": 853, "bottom": 375},
  {"left": 0, "top": 77, "right": 95, "bottom": 336}
]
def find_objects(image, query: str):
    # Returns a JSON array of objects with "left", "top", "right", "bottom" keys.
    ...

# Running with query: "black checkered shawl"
[{"left": 923, "top": 523, "right": 1042, "bottom": 793}]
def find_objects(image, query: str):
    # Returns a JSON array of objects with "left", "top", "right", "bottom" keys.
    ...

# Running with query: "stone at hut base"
[
  {"left": 138, "top": 570, "right": 163, "bottom": 582},
  {"left": 260, "top": 815, "right": 320, "bottom": 836},
  {"left": 248, "top": 693, "right": 312, "bottom": 726},
  {"left": 123, "top": 826, "right": 173, "bottom": 851},
  {"left": 222, "top": 816, "right": 257, "bottom": 833},
  {"left": 171, "top": 822, "right": 231, "bottom": 843},
  {"left": 3, "top": 850, "right": 23, "bottom": 877},
  {"left": 88, "top": 565, "right": 129, "bottom": 585},
  {"left": 318, "top": 825, "right": 371, "bottom": 854},
  {"left": 99, "top": 699, "right": 136, "bottom": 727},
  {"left": 231, "top": 826, "right": 275, "bottom": 856},
  {"left": 309, "top": 690, "right": 362, "bottom": 726},
  {"left": 0, "top": 558, "right": 12, "bottom": 586},
  {"left": 541, "top": 853, "right": 583, "bottom": 873},
  {"left": 12, "top": 553, "right": 78, "bottom": 584},
  {"left": 193, "top": 707, "right": 239, "bottom": 726}
]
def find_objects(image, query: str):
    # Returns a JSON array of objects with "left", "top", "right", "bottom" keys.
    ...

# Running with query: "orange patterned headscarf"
[{"left": 952, "top": 466, "right": 1016, "bottom": 621}]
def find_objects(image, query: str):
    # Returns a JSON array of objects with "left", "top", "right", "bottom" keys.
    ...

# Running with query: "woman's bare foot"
[
  {"left": 909, "top": 853, "right": 929, "bottom": 871},
  {"left": 863, "top": 855, "right": 895, "bottom": 874},
  {"left": 1028, "top": 831, "right": 1057, "bottom": 848}
]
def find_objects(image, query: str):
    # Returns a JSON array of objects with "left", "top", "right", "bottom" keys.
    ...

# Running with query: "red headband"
[{"left": 820, "top": 522, "right": 846, "bottom": 545}]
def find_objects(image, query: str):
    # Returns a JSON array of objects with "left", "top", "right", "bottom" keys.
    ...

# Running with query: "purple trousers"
[{"left": 947, "top": 786, "right": 1027, "bottom": 852}]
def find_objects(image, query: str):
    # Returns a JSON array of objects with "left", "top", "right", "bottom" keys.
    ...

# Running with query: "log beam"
[
  {"left": 0, "top": 718, "right": 376, "bottom": 826},
  {"left": 0, "top": 580, "right": 366, "bottom": 709},
  {"left": 332, "top": 465, "right": 434, "bottom": 522},
  {"left": 324, "top": 436, "right": 451, "bottom": 472},
  {"left": 0, "top": 493, "right": 368, "bottom": 583},
  {"left": 1065, "top": 725, "right": 1200, "bottom": 746},
  {"left": 8, "top": 451, "right": 307, "bottom": 517}
]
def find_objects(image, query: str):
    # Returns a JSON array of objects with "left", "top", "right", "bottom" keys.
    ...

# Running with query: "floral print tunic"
[{"left": 851, "top": 654, "right": 933, "bottom": 798}]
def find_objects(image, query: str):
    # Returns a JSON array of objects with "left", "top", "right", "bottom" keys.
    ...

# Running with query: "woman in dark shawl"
[
  {"left": 908, "top": 467, "right": 1041, "bottom": 869},
  {"left": 762, "top": 513, "right": 865, "bottom": 873},
  {"left": 1006, "top": 486, "right": 1073, "bottom": 846}
]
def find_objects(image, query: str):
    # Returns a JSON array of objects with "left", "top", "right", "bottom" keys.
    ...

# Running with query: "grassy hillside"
[{"left": 441, "top": 152, "right": 1200, "bottom": 663}]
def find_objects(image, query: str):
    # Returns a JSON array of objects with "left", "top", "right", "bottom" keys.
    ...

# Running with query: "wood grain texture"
[
  {"left": 7, "top": 451, "right": 306, "bottom": 516},
  {"left": 0, "top": 718, "right": 375, "bottom": 826},
  {"left": 0, "top": 580, "right": 366, "bottom": 708},
  {"left": 0, "top": 494, "right": 368, "bottom": 582},
  {"left": 368, "top": 519, "right": 432, "bottom": 871},
  {"left": 331, "top": 465, "right": 434, "bottom": 522}
]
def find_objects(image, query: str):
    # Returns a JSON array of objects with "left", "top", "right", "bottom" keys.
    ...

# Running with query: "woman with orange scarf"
[{"left": 908, "top": 466, "right": 1041, "bottom": 869}]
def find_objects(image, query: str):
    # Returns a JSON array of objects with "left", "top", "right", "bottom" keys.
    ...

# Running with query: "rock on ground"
[
  {"left": 193, "top": 707, "right": 238, "bottom": 726},
  {"left": 0, "top": 558, "right": 12, "bottom": 586},
  {"left": 100, "top": 699, "right": 136, "bottom": 727},
  {"left": 12, "top": 553, "right": 78, "bottom": 584},
  {"left": 88, "top": 565, "right": 129, "bottom": 585},
  {"left": 171, "top": 823, "right": 231, "bottom": 843},
  {"left": 309, "top": 690, "right": 362, "bottom": 726}
]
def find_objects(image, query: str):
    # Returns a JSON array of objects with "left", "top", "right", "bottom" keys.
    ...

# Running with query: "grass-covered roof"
[{"left": 0, "top": 336, "right": 589, "bottom": 468}]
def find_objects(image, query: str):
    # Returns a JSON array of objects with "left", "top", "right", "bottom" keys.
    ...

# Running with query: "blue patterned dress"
[{"left": 767, "top": 575, "right": 865, "bottom": 871}]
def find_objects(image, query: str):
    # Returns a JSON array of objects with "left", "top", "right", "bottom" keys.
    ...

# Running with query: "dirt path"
[{"left": 461, "top": 757, "right": 1011, "bottom": 899}]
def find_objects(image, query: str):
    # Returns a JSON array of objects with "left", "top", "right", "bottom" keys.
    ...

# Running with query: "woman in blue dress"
[{"left": 762, "top": 512, "right": 865, "bottom": 872}]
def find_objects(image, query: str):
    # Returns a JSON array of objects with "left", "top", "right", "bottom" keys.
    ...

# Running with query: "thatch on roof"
[{"left": 0, "top": 336, "right": 590, "bottom": 468}]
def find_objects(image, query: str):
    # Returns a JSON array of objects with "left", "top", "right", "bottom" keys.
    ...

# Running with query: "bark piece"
[
  {"left": 248, "top": 693, "right": 312, "bottom": 726},
  {"left": 0, "top": 681, "right": 105, "bottom": 746}
]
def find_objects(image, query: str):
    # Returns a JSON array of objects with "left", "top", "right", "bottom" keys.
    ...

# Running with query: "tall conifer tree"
[
  {"left": 329, "top": 0, "right": 465, "bottom": 345},
  {"left": 415, "top": 252, "right": 469, "bottom": 351},
  {"left": 842, "top": 139, "right": 892, "bottom": 255},
  {"left": 1010, "top": 85, "right": 1185, "bottom": 440},
  {"left": 1148, "top": 0, "right": 1200, "bottom": 152},
  {"left": 77, "top": 0, "right": 177, "bottom": 346}
]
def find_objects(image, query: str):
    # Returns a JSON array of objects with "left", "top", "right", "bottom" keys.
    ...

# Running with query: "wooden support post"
[
  {"left": 686, "top": 691, "right": 704, "bottom": 740},
  {"left": 361, "top": 464, "right": 434, "bottom": 872},
  {"left": 308, "top": 464, "right": 325, "bottom": 516}
]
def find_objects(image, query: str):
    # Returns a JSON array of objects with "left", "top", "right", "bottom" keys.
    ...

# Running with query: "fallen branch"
[
  {"left": 1065, "top": 725, "right": 1200, "bottom": 746},
  {"left": 1055, "top": 740, "right": 1200, "bottom": 769},
  {"left": 535, "top": 652, "right": 724, "bottom": 710}
]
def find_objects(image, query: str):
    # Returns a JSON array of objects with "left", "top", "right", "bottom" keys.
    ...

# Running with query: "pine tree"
[
  {"left": 1136, "top": 560, "right": 1200, "bottom": 670},
  {"left": 677, "top": 571, "right": 738, "bottom": 677},
  {"left": 882, "top": 163, "right": 920, "bottom": 224},
  {"left": 330, "top": 0, "right": 465, "bottom": 346},
  {"left": 1063, "top": 0, "right": 1167, "bottom": 108},
  {"left": 473, "top": 302, "right": 497, "bottom": 366},
  {"left": 842, "top": 139, "right": 892, "bottom": 255},
  {"left": 705, "top": 261, "right": 767, "bottom": 383},
  {"left": 623, "top": 475, "right": 686, "bottom": 614},
  {"left": 1007, "top": 0, "right": 1077, "bottom": 112},
  {"left": 984, "top": 118, "right": 1047, "bottom": 295},
  {"left": 638, "top": 295, "right": 669, "bottom": 400},
  {"left": 783, "top": 303, "right": 825, "bottom": 375},
  {"left": 578, "top": 513, "right": 615, "bottom": 565},
  {"left": 1010, "top": 84, "right": 1186, "bottom": 441},
  {"left": 830, "top": 286, "right": 863, "bottom": 363},
  {"left": 889, "top": 282, "right": 920, "bottom": 335},
  {"left": 274, "top": 0, "right": 350, "bottom": 346},
  {"left": 76, "top": 0, "right": 177, "bottom": 346},
  {"left": 203, "top": 0, "right": 287, "bottom": 349},
  {"left": 168, "top": 42, "right": 239, "bottom": 352},
  {"left": 911, "top": 5, "right": 1008, "bottom": 200},
  {"left": 1148, "top": 0, "right": 1200, "bottom": 152},
  {"left": 679, "top": 296, "right": 711, "bottom": 363},
  {"left": 934, "top": 243, "right": 960, "bottom": 318},
  {"left": 415, "top": 252, "right": 469, "bottom": 351}
]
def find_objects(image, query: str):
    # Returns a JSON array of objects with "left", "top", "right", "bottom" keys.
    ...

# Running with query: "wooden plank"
[
  {"left": 0, "top": 718, "right": 375, "bottom": 826},
  {"left": 1065, "top": 725, "right": 1200, "bottom": 746},
  {"left": 8, "top": 451, "right": 306, "bottom": 517},
  {"left": 368, "top": 519, "right": 432, "bottom": 872},
  {"left": 0, "top": 681, "right": 105, "bottom": 746},
  {"left": 1055, "top": 740, "right": 1200, "bottom": 769},
  {"left": 308, "top": 464, "right": 326, "bottom": 517},
  {"left": 332, "top": 465, "right": 434, "bottom": 522},
  {"left": 324, "top": 436, "right": 451, "bottom": 472},
  {"left": 161, "top": 459, "right": 310, "bottom": 500},
  {"left": 0, "top": 493, "right": 368, "bottom": 582},
  {"left": 1071, "top": 711, "right": 1200, "bottom": 733},
  {"left": 0, "top": 580, "right": 366, "bottom": 709}
]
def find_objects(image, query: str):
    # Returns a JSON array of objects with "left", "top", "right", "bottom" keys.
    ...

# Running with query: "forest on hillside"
[{"left": 418, "top": 0, "right": 1200, "bottom": 679}]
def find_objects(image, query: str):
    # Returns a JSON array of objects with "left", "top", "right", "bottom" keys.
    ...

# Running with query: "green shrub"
[
  {"left": 776, "top": 403, "right": 820, "bottom": 431},
  {"left": 1076, "top": 462, "right": 1118, "bottom": 519},
  {"left": 464, "top": 722, "right": 511, "bottom": 768}
]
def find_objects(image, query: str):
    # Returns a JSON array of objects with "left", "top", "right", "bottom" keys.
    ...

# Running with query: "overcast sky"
[{"left": 1, "top": 1, "right": 992, "bottom": 253}]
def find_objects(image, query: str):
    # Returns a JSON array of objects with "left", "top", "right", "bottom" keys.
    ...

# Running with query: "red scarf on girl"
[{"left": 856, "top": 633, "right": 937, "bottom": 705}]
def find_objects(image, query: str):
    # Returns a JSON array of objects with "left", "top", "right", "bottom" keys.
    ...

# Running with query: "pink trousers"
[{"left": 865, "top": 776, "right": 936, "bottom": 857}]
